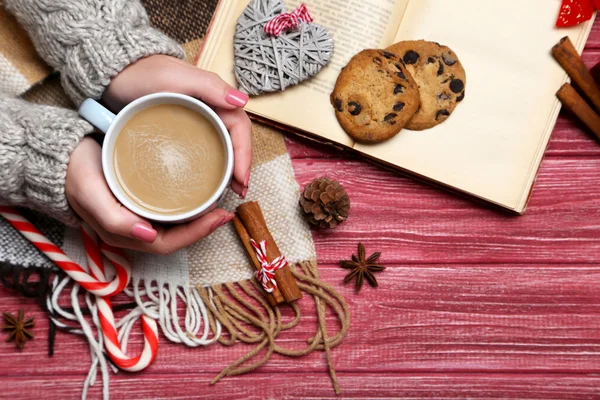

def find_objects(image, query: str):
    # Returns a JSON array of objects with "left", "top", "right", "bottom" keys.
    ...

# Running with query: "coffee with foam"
[{"left": 113, "top": 104, "right": 226, "bottom": 215}]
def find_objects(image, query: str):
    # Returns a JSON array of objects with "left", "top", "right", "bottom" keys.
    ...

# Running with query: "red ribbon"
[
  {"left": 264, "top": 4, "right": 314, "bottom": 36},
  {"left": 250, "top": 239, "right": 287, "bottom": 293},
  {"left": 556, "top": 0, "right": 600, "bottom": 27}
]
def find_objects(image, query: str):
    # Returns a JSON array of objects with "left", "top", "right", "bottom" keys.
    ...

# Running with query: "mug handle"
[{"left": 78, "top": 99, "right": 116, "bottom": 134}]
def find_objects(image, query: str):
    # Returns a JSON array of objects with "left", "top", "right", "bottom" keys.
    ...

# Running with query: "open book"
[{"left": 198, "top": 0, "right": 596, "bottom": 213}]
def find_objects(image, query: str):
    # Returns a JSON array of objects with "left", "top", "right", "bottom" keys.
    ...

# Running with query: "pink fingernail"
[
  {"left": 240, "top": 187, "right": 248, "bottom": 199},
  {"left": 226, "top": 89, "right": 249, "bottom": 107},
  {"left": 131, "top": 223, "right": 157, "bottom": 243},
  {"left": 210, "top": 217, "right": 226, "bottom": 233},
  {"left": 211, "top": 215, "right": 234, "bottom": 232},
  {"left": 244, "top": 169, "right": 250, "bottom": 188}
]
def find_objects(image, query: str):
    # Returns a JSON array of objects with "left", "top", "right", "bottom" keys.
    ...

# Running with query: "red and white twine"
[
  {"left": 264, "top": 3, "right": 313, "bottom": 36},
  {"left": 0, "top": 206, "right": 158, "bottom": 372},
  {"left": 250, "top": 238, "right": 287, "bottom": 292}
]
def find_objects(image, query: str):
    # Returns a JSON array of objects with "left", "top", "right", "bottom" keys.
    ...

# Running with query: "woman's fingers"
[
  {"left": 143, "top": 209, "right": 234, "bottom": 255},
  {"left": 81, "top": 178, "right": 158, "bottom": 243},
  {"left": 103, "top": 55, "right": 249, "bottom": 112},
  {"left": 82, "top": 209, "right": 233, "bottom": 254},
  {"left": 183, "top": 67, "right": 249, "bottom": 110},
  {"left": 230, "top": 179, "right": 245, "bottom": 196},
  {"left": 153, "top": 57, "right": 249, "bottom": 108},
  {"left": 217, "top": 107, "right": 253, "bottom": 197},
  {"left": 66, "top": 138, "right": 158, "bottom": 243}
]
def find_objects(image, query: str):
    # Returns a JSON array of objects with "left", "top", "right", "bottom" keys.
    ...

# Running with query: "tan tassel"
[{"left": 195, "top": 259, "right": 350, "bottom": 395}]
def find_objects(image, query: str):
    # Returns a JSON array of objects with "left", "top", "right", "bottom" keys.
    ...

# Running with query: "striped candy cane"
[{"left": 0, "top": 206, "right": 159, "bottom": 372}]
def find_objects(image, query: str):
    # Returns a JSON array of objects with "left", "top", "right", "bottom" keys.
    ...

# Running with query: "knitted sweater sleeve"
[
  {"left": 0, "top": 95, "right": 94, "bottom": 226},
  {"left": 5, "top": 0, "right": 185, "bottom": 105}
]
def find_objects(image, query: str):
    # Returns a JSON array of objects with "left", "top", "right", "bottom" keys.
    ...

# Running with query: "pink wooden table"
[{"left": 1, "top": 21, "right": 600, "bottom": 399}]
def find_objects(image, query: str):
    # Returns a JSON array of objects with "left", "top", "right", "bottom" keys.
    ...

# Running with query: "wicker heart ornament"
[{"left": 234, "top": 0, "right": 334, "bottom": 96}]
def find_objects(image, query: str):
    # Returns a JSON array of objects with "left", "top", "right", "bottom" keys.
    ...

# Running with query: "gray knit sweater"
[{"left": 1, "top": 0, "right": 184, "bottom": 226}]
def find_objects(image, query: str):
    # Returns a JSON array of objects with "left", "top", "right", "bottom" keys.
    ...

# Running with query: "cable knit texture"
[
  {"left": 0, "top": 95, "right": 94, "bottom": 225},
  {"left": 0, "top": 0, "right": 185, "bottom": 224},
  {"left": 5, "top": 0, "right": 185, "bottom": 105}
]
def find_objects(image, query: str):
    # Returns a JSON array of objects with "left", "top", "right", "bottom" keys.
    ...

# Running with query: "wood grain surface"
[{"left": 1, "top": 19, "right": 600, "bottom": 400}]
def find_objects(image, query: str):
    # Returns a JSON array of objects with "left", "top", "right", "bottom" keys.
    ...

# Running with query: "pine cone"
[{"left": 299, "top": 177, "right": 350, "bottom": 229}]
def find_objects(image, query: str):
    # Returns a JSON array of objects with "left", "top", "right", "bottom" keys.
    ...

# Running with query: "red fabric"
[
  {"left": 264, "top": 4, "right": 313, "bottom": 36},
  {"left": 557, "top": 0, "right": 599, "bottom": 27}
]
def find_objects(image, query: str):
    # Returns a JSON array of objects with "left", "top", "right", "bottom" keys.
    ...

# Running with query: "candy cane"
[
  {"left": 81, "top": 223, "right": 159, "bottom": 371},
  {"left": 0, "top": 206, "right": 158, "bottom": 372}
]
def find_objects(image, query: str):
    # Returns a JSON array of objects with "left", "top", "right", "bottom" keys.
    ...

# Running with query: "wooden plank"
[
  {"left": 587, "top": 20, "right": 600, "bottom": 48},
  {"left": 285, "top": 135, "right": 342, "bottom": 159},
  {"left": 3, "top": 265, "right": 600, "bottom": 376},
  {"left": 0, "top": 13, "right": 599, "bottom": 400},
  {"left": 547, "top": 116, "right": 600, "bottom": 156},
  {"left": 291, "top": 157, "right": 600, "bottom": 264},
  {"left": 1, "top": 373, "right": 600, "bottom": 399},
  {"left": 582, "top": 50, "right": 600, "bottom": 67}
]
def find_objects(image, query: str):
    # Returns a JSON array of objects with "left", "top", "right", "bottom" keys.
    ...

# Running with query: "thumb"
[
  {"left": 186, "top": 68, "right": 249, "bottom": 109},
  {"left": 78, "top": 175, "right": 158, "bottom": 243}
]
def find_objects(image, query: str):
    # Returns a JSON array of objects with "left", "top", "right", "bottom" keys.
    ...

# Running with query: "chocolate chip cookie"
[
  {"left": 386, "top": 40, "right": 466, "bottom": 130},
  {"left": 330, "top": 49, "right": 420, "bottom": 143}
]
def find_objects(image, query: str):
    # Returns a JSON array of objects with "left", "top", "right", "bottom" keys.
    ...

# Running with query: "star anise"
[
  {"left": 340, "top": 243, "right": 385, "bottom": 292},
  {"left": 2, "top": 310, "right": 34, "bottom": 349}
]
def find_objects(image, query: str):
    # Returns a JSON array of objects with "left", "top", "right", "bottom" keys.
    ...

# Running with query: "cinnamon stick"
[
  {"left": 557, "top": 83, "right": 600, "bottom": 141},
  {"left": 592, "top": 61, "right": 600, "bottom": 86},
  {"left": 552, "top": 36, "right": 600, "bottom": 113},
  {"left": 232, "top": 216, "right": 284, "bottom": 306},
  {"left": 236, "top": 202, "right": 302, "bottom": 303}
]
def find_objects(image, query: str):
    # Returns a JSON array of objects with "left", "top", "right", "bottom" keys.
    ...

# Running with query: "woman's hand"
[
  {"left": 66, "top": 138, "right": 234, "bottom": 254},
  {"left": 65, "top": 55, "right": 252, "bottom": 253},
  {"left": 102, "top": 55, "right": 252, "bottom": 196}
]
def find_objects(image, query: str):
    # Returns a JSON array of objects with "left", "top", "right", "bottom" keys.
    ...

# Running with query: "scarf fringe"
[
  {"left": 19, "top": 260, "right": 349, "bottom": 399},
  {"left": 197, "top": 260, "right": 350, "bottom": 394},
  {"left": 126, "top": 278, "right": 223, "bottom": 347},
  {"left": 45, "top": 274, "right": 116, "bottom": 400}
]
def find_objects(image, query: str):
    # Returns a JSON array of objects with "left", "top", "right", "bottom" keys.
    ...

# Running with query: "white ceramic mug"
[{"left": 78, "top": 92, "right": 234, "bottom": 223}]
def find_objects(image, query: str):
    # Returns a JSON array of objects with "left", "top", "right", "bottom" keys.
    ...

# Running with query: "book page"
[
  {"left": 198, "top": 0, "right": 409, "bottom": 146},
  {"left": 354, "top": 0, "right": 594, "bottom": 211},
  {"left": 284, "top": 0, "right": 407, "bottom": 95}
]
